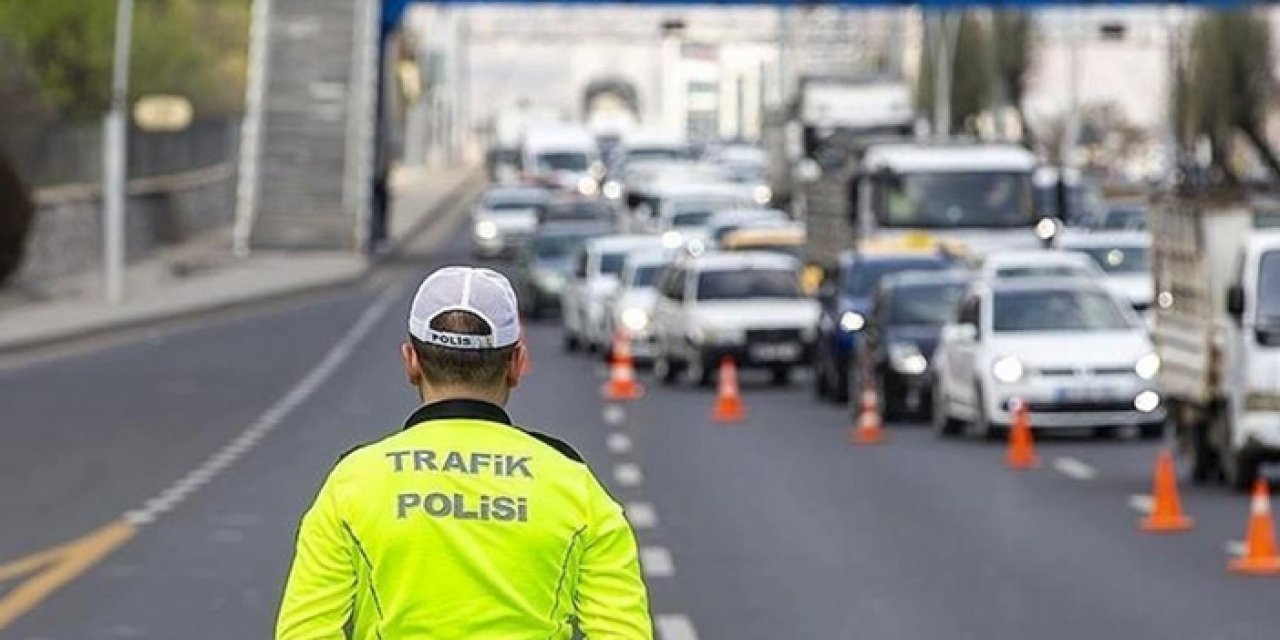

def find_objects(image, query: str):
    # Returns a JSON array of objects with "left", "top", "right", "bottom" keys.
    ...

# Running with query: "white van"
[{"left": 522, "top": 125, "right": 602, "bottom": 196}]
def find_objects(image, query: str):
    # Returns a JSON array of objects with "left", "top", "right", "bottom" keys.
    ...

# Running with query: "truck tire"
[{"left": 1222, "top": 449, "right": 1260, "bottom": 493}]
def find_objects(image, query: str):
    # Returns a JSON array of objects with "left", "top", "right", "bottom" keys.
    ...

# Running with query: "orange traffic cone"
[
  {"left": 711, "top": 357, "right": 746, "bottom": 423},
  {"left": 1229, "top": 479, "right": 1280, "bottom": 575},
  {"left": 1006, "top": 398, "right": 1039, "bottom": 470},
  {"left": 1140, "top": 448, "right": 1194, "bottom": 532},
  {"left": 601, "top": 332, "right": 643, "bottom": 401},
  {"left": 848, "top": 382, "right": 886, "bottom": 445}
]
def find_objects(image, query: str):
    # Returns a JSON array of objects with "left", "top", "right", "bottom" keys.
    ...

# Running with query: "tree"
[
  {"left": 992, "top": 12, "right": 1035, "bottom": 145},
  {"left": 916, "top": 12, "right": 1020, "bottom": 137},
  {"left": 0, "top": 0, "right": 250, "bottom": 122},
  {"left": 1181, "top": 10, "right": 1280, "bottom": 184}
]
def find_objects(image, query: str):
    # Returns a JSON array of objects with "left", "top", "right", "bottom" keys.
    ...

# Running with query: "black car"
[
  {"left": 853, "top": 270, "right": 968, "bottom": 421},
  {"left": 514, "top": 220, "right": 610, "bottom": 319}
]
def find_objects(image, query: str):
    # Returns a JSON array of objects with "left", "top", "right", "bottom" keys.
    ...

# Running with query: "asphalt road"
[{"left": 2, "top": 190, "right": 1279, "bottom": 639}]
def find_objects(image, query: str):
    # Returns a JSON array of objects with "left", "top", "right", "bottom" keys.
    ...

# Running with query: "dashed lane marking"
[
  {"left": 1052, "top": 457, "right": 1098, "bottom": 481},
  {"left": 614, "top": 463, "right": 644, "bottom": 487},
  {"left": 640, "top": 546, "right": 675, "bottom": 577},
  {"left": 1128, "top": 494, "right": 1154, "bottom": 515},
  {"left": 607, "top": 433, "right": 633, "bottom": 454},
  {"left": 0, "top": 283, "right": 406, "bottom": 632},
  {"left": 656, "top": 614, "right": 700, "bottom": 640},
  {"left": 603, "top": 404, "right": 627, "bottom": 426},
  {"left": 626, "top": 502, "right": 658, "bottom": 529}
]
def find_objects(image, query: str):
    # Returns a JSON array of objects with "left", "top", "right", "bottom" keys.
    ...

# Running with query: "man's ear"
[
  {"left": 506, "top": 342, "right": 528, "bottom": 389},
  {"left": 401, "top": 342, "right": 424, "bottom": 388}
]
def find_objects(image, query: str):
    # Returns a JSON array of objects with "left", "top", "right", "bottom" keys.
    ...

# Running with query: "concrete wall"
[{"left": 16, "top": 165, "right": 236, "bottom": 286}]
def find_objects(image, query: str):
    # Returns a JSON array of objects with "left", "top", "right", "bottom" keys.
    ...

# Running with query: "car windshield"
[
  {"left": 1100, "top": 207, "right": 1148, "bottom": 230},
  {"left": 888, "top": 283, "right": 966, "bottom": 326},
  {"left": 879, "top": 171, "right": 1034, "bottom": 229},
  {"left": 993, "top": 289, "right": 1134, "bottom": 332},
  {"left": 1256, "top": 251, "right": 1280, "bottom": 324},
  {"left": 484, "top": 194, "right": 544, "bottom": 213},
  {"left": 537, "top": 152, "right": 590, "bottom": 172},
  {"left": 672, "top": 211, "right": 713, "bottom": 227},
  {"left": 697, "top": 269, "right": 801, "bottom": 301},
  {"left": 544, "top": 200, "right": 610, "bottom": 221},
  {"left": 995, "top": 265, "right": 1093, "bottom": 279},
  {"left": 844, "top": 259, "right": 949, "bottom": 297},
  {"left": 599, "top": 252, "right": 627, "bottom": 276},
  {"left": 720, "top": 163, "right": 765, "bottom": 183},
  {"left": 1073, "top": 246, "right": 1149, "bottom": 274},
  {"left": 1033, "top": 182, "right": 1104, "bottom": 223},
  {"left": 534, "top": 234, "right": 586, "bottom": 259},
  {"left": 628, "top": 147, "right": 688, "bottom": 162},
  {"left": 628, "top": 265, "right": 662, "bottom": 288}
]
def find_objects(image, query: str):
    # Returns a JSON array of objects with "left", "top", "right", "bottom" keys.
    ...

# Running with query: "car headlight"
[
  {"left": 992, "top": 356, "right": 1024, "bottom": 384},
  {"left": 603, "top": 181, "right": 622, "bottom": 200},
  {"left": 1135, "top": 353, "right": 1161, "bottom": 380},
  {"left": 839, "top": 311, "right": 865, "bottom": 333},
  {"left": 753, "top": 185, "right": 773, "bottom": 205},
  {"left": 889, "top": 343, "right": 928, "bottom": 375},
  {"left": 474, "top": 220, "right": 498, "bottom": 240},
  {"left": 662, "top": 231, "right": 684, "bottom": 249},
  {"left": 534, "top": 270, "right": 565, "bottom": 291},
  {"left": 620, "top": 307, "right": 649, "bottom": 332},
  {"left": 1134, "top": 390, "right": 1161, "bottom": 413},
  {"left": 1034, "top": 217, "right": 1059, "bottom": 242},
  {"left": 578, "top": 177, "right": 598, "bottom": 196}
]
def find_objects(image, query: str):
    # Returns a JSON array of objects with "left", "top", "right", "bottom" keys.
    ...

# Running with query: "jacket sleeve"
[
  {"left": 276, "top": 471, "right": 356, "bottom": 640},
  {"left": 576, "top": 473, "right": 653, "bottom": 639}
]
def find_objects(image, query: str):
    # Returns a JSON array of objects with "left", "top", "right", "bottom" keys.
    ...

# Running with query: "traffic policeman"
[{"left": 277, "top": 266, "right": 652, "bottom": 638}]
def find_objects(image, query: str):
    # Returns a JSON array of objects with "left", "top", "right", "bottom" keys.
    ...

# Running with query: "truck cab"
[{"left": 849, "top": 143, "right": 1043, "bottom": 257}]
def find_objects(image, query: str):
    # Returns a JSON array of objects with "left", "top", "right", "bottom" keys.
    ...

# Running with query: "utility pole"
[{"left": 103, "top": 0, "right": 134, "bottom": 304}]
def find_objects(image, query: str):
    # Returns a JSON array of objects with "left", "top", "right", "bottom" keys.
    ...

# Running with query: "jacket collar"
[{"left": 403, "top": 398, "right": 513, "bottom": 430}]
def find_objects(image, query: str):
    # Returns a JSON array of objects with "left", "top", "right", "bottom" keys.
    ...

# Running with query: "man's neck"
[{"left": 418, "top": 385, "right": 508, "bottom": 408}]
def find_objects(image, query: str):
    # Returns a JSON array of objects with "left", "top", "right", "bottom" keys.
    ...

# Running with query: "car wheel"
[
  {"left": 563, "top": 331, "right": 579, "bottom": 352},
  {"left": 770, "top": 366, "right": 792, "bottom": 387},
  {"left": 877, "top": 373, "right": 899, "bottom": 423},
  {"left": 684, "top": 351, "right": 712, "bottom": 387},
  {"left": 932, "top": 378, "right": 962, "bottom": 437},
  {"left": 971, "top": 384, "right": 1003, "bottom": 441},
  {"left": 831, "top": 363, "right": 850, "bottom": 405}
]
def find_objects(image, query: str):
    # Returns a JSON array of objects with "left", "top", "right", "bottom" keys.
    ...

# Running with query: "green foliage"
[
  {"left": 0, "top": 0, "right": 249, "bottom": 123},
  {"left": 949, "top": 13, "right": 989, "bottom": 134},
  {"left": 916, "top": 12, "right": 1032, "bottom": 137}
]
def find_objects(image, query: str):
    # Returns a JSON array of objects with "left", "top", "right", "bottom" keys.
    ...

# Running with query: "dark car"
[
  {"left": 812, "top": 251, "right": 956, "bottom": 404},
  {"left": 514, "top": 220, "right": 610, "bottom": 319},
  {"left": 853, "top": 271, "right": 969, "bottom": 421}
]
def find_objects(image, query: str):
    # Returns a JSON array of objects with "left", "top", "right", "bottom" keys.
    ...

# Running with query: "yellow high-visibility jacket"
[{"left": 276, "top": 399, "right": 652, "bottom": 639}]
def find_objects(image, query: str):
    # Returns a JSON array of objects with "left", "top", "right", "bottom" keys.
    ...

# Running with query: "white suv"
[
  {"left": 561, "top": 235, "right": 665, "bottom": 352},
  {"left": 932, "top": 278, "right": 1164, "bottom": 439},
  {"left": 651, "top": 252, "right": 819, "bottom": 386}
]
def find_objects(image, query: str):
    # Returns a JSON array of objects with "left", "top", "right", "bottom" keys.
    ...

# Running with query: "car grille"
[
  {"left": 746, "top": 328, "right": 802, "bottom": 344},
  {"left": 1023, "top": 400, "right": 1136, "bottom": 413}
]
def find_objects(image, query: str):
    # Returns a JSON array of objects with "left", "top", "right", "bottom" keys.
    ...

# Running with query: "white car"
[
  {"left": 651, "top": 252, "right": 819, "bottom": 386},
  {"left": 977, "top": 249, "right": 1104, "bottom": 282},
  {"left": 1058, "top": 231, "right": 1153, "bottom": 312},
  {"left": 602, "top": 250, "right": 674, "bottom": 361},
  {"left": 932, "top": 278, "right": 1165, "bottom": 439},
  {"left": 470, "top": 186, "right": 549, "bottom": 258},
  {"left": 561, "top": 235, "right": 665, "bottom": 353}
]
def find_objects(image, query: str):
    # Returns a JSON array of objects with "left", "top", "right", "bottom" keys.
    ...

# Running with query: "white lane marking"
[
  {"left": 1052, "top": 457, "right": 1098, "bottom": 481},
  {"left": 123, "top": 284, "right": 405, "bottom": 526},
  {"left": 626, "top": 502, "right": 658, "bottom": 529},
  {"left": 1128, "top": 494, "right": 1154, "bottom": 515},
  {"left": 656, "top": 614, "right": 700, "bottom": 640},
  {"left": 640, "top": 546, "right": 675, "bottom": 577},
  {"left": 603, "top": 404, "right": 627, "bottom": 426},
  {"left": 614, "top": 463, "right": 644, "bottom": 487},
  {"left": 606, "top": 432, "right": 633, "bottom": 454},
  {"left": 1226, "top": 540, "right": 1246, "bottom": 557}
]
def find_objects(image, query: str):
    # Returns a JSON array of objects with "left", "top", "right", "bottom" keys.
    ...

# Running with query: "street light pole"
[{"left": 103, "top": 0, "right": 134, "bottom": 304}]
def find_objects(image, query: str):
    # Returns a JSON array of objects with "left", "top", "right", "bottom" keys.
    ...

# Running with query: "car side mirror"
[{"left": 1227, "top": 284, "right": 1245, "bottom": 320}]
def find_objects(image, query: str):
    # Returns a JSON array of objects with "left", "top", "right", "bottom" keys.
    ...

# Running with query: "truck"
[
  {"left": 763, "top": 75, "right": 914, "bottom": 213},
  {"left": 1152, "top": 195, "right": 1280, "bottom": 490}
]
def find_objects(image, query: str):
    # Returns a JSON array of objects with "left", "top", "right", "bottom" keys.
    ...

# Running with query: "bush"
[{"left": 0, "top": 150, "right": 34, "bottom": 286}]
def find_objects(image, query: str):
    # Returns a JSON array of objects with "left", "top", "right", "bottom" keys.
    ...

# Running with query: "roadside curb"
[{"left": 0, "top": 169, "right": 484, "bottom": 358}]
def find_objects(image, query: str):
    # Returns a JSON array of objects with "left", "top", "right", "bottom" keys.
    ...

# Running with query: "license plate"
[
  {"left": 1054, "top": 386, "right": 1109, "bottom": 402},
  {"left": 751, "top": 343, "right": 800, "bottom": 362}
]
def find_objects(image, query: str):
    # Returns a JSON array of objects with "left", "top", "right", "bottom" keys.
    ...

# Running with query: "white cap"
[{"left": 408, "top": 267, "right": 521, "bottom": 350}]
